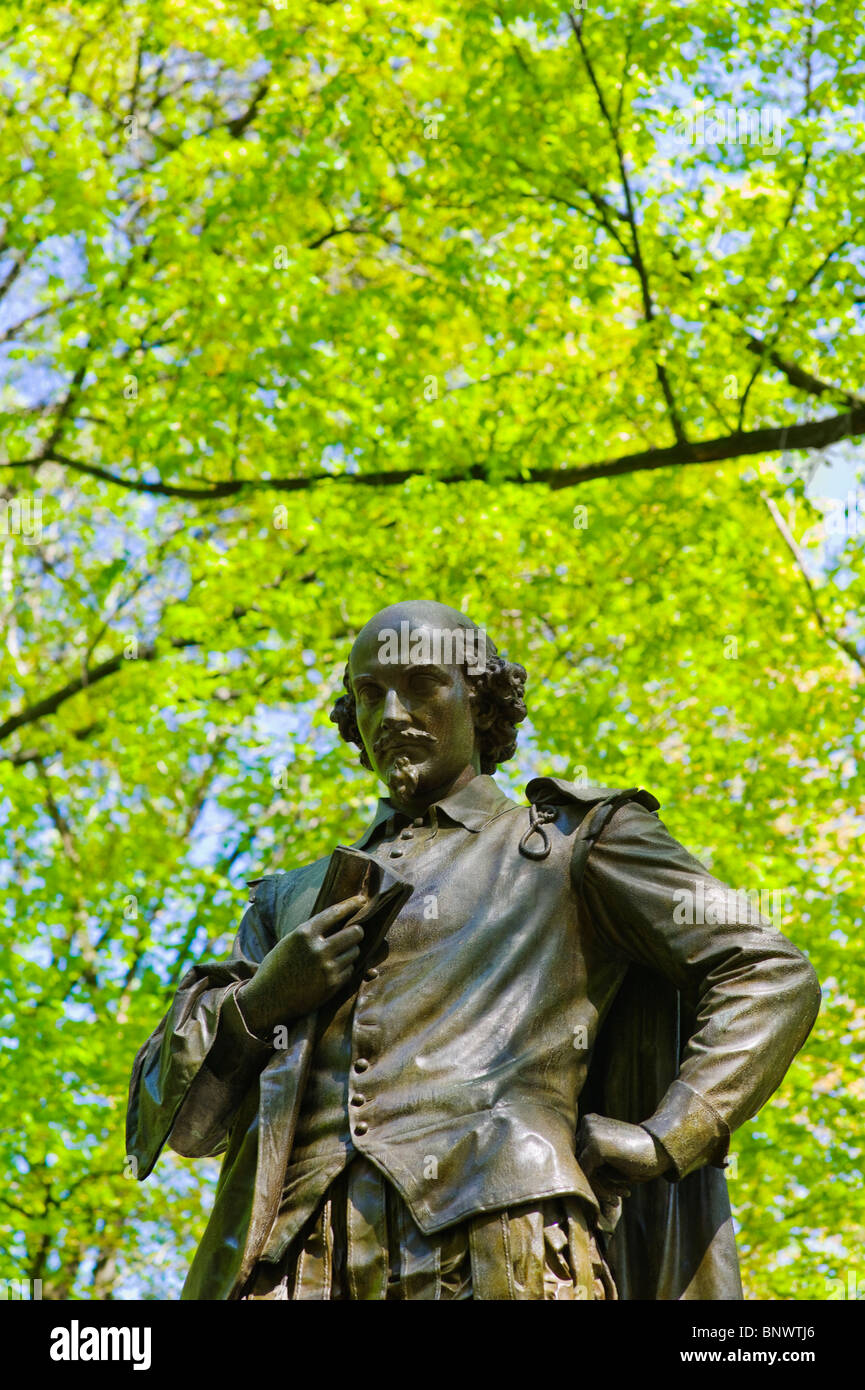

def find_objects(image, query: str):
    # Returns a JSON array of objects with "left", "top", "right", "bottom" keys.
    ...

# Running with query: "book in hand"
[{"left": 311, "top": 845, "right": 413, "bottom": 997}]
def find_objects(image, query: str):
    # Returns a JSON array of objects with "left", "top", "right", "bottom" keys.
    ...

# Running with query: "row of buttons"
[
  {"left": 388, "top": 815, "right": 425, "bottom": 858},
  {"left": 351, "top": 960, "right": 384, "bottom": 1136},
  {"left": 352, "top": 814, "right": 420, "bottom": 1129}
]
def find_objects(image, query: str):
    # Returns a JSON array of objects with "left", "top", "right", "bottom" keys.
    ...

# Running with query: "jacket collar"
[{"left": 354, "top": 774, "right": 518, "bottom": 847}]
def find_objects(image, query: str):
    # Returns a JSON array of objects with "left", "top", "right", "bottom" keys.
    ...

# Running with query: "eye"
[
  {"left": 355, "top": 683, "right": 382, "bottom": 706},
  {"left": 409, "top": 672, "right": 439, "bottom": 691}
]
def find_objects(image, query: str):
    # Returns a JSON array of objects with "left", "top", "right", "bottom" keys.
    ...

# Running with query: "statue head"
[{"left": 330, "top": 600, "right": 527, "bottom": 809}]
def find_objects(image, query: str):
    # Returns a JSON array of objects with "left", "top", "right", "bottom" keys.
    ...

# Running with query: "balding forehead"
[
  {"left": 350, "top": 602, "right": 478, "bottom": 661},
  {"left": 357, "top": 600, "right": 478, "bottom": 638},
  {"left": 349, "top": 612, "right": 488, "bottom": 679}
]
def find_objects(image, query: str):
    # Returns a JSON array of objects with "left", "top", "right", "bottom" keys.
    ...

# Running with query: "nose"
[{"left": 381, "top": 687, "right": 411, "bottom": 727}]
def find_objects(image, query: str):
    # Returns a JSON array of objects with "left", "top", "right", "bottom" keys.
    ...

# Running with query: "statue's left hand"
[{"left": 576, "top": 1113, "right": 672, "bottom": 1203}]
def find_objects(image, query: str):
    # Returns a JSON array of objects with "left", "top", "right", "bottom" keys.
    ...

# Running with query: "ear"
[{"left": 468, "top": 686, "right": 494, "bottom": 731}]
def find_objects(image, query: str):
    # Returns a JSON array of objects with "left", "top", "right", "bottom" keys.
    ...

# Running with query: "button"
[
  {"left": 399, "top": 829, "right": 413, "bottom": 840},
  {"left": 354, "top": 1058, "right": 369, "bottom": 1073},
  {"left": 355, "top": 1121, "right": 369, "bottom": 1136},
  {"left": 350, "top": 1094, "right": 365, "bottom": 1107},
  {"left": 364, "top": 968, "right": 379, "bottom": 982},
  {"left": 412, "top": 817, "right": 424, "bottom": 827},
  {"left": 389, "top": 848, "right": 404, "bottom": 858}
]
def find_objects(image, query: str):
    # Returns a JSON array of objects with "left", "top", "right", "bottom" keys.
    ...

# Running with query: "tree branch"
[
  {"left": 0, "top": 564, "right": 298, "bottom": 749},
  {"left": 737, "top": 237, "right": 851, "bottom": 428},
  {"left": 761, "top": 491, "right": 864, "bottom": 678},
  {"left": 225, "top": 78, "right": 269, "bottom": 138},
  {"left": 746, "top": 337, "right": 863, "bottom": 409},
  {"left": 4, "top": 404, "right": 863, "bottom": 503},
  {"left": 0, "top": 647, "right": 159, "bottom": 744},
  {"left": 567, "top": 8, "right": 686, "bottom": 445}
]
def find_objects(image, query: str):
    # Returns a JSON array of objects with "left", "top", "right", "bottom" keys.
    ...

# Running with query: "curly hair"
[{"left": 330, "top": 642, "right": 528, "bottom": 776}]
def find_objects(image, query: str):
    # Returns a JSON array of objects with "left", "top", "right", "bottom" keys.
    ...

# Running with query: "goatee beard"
[{"left": 388, "top": 754, "right": 421, "bottom": 802}]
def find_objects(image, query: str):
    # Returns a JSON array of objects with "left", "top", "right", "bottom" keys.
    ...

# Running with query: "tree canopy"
[{"left": 1, "top": 0, "right": 863, "bottom": 1299}]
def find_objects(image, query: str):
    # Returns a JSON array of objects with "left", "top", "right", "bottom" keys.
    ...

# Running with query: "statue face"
[{"left": 348, "top": 612, "right": 482, "bottom": 807}]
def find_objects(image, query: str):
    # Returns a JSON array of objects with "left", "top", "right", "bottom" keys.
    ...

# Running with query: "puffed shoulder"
[{"left": 525, "top": 775, "right": 661, "bottom": 815}]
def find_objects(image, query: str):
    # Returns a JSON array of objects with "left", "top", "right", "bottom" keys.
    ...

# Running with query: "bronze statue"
[{"left": 127, "top": 600, "right": 821, "bottom": 1300}]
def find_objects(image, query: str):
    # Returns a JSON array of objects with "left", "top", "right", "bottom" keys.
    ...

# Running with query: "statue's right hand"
[{"left": 236, "top": 895, "right": 367, "bottom": 1039}]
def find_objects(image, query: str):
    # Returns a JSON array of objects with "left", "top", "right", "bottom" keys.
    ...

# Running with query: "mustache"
[{"left": 374, "top": 729, "right": 436, "bottom": 759}]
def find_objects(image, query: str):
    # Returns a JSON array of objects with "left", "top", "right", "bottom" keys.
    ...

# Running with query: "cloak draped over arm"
[
  {"left": 126, "top": 893, "right": 277, "bottom": 1179},
  {"left": 580, "top": 801, "right": 821, "bottom": 1178},
  {"left": 574, "top": 799, "right": 820, "bottom": 1299}
]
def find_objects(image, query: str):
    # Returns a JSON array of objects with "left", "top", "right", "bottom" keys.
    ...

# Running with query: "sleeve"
[
  {"left": 125, "top": 890, "right": 278, "bottom": 1179},
  {"left": 578, "top": 803, "right": 822, "bottom": 1179}
]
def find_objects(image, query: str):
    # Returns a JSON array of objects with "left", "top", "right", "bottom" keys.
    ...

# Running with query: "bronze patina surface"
[{"left": 127, "top": 600, "right": 821, "bottom": 1300}]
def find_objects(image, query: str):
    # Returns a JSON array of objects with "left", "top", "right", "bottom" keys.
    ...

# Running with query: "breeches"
[{"left": 243, "top": 1156, "right": 617, "bottom": 1301}]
